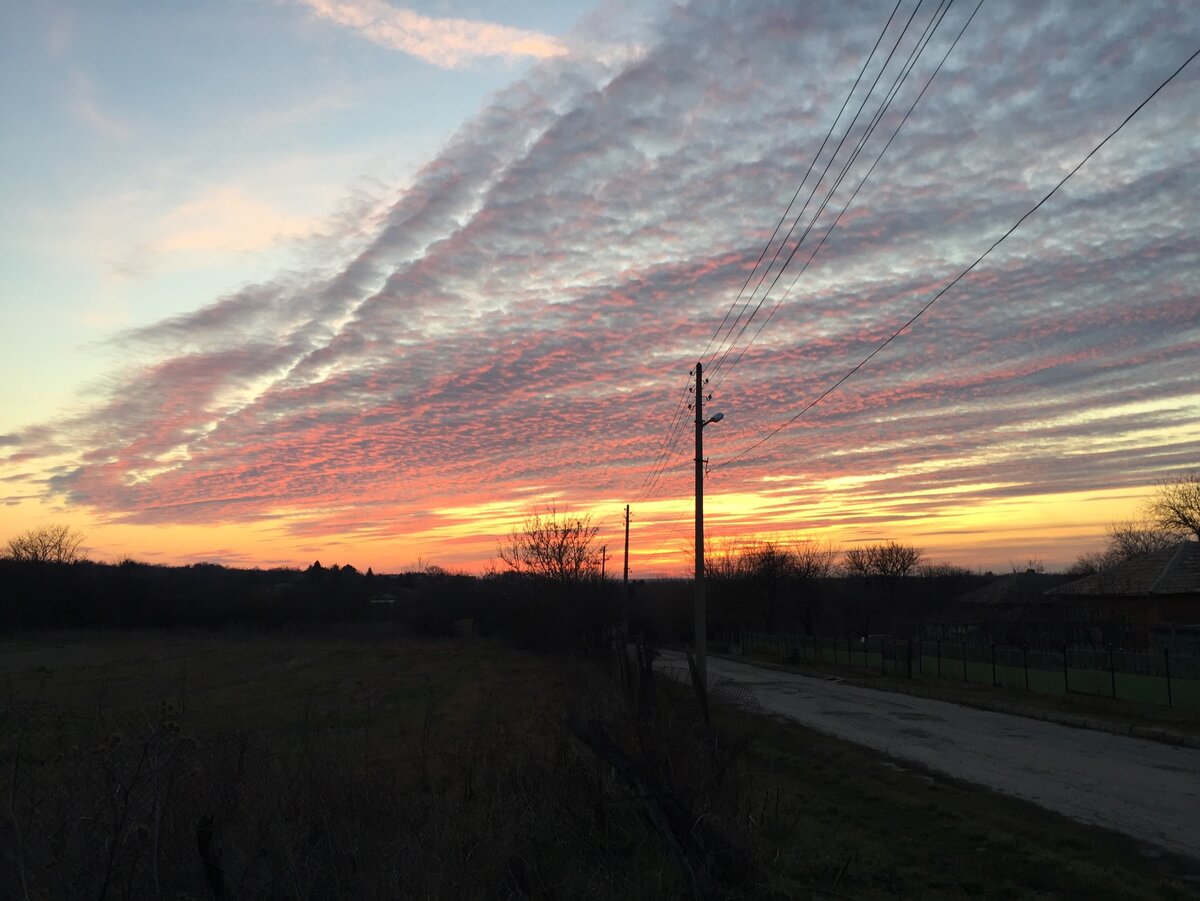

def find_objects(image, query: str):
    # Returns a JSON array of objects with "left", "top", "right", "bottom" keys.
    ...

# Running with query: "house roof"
[
  {"left": 952, "top": 571, "right": 1071, "bottom": 606},
  {"left": 1048, "top": 541, "right": 1200, "bottom": 598}
]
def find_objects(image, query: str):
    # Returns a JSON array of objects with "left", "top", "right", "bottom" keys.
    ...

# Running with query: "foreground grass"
[
  {"left": 741, "top": 712, "right": 1198, "bottom": 899},
  {"left": 2, "top": 627, "right": 679, "bottom": 899},
  {"left": 1, "top": 628, "right": 1196, "bottom": 899}
]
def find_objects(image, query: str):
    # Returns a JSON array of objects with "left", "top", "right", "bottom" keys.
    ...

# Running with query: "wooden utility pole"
[
  {"left": 694, "top": 361, "right": 706, "bottom": 689},
  {"left": 601, "top": 545, "right": 607, "bottom": 581}
]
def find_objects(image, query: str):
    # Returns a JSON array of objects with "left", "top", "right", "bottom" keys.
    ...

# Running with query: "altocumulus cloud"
[{"left": 3, "top": 0, "right": 1198, "bottom": 560}]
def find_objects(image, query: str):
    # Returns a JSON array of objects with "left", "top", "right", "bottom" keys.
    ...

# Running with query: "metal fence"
[{"left": 740, "top": 631, "right": 1200, "bottom": 710}]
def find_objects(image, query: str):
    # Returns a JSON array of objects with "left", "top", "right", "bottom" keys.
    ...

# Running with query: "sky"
[{"left": 1, "top": 0, "right": 1198, "bottom": 575}]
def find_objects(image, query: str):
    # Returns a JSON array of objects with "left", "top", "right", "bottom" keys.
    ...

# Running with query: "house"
[
  {"left": 940, "top": 570, "right": 1073, "bottom": 645},
  {"left": 1045, "top": 541, "right": 1200, "bottom": 647}
]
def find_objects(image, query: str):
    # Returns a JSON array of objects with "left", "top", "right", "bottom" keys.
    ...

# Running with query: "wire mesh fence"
[{"left": 740, "top": 631, "right": 1200, "bottom": 710}]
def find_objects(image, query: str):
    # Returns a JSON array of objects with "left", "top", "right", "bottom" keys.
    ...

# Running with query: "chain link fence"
[{"left": 741, "top": 631, "right": 1200, "bottom": 710}]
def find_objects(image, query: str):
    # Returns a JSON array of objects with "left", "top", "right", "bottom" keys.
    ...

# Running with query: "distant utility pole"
[
  {"left": 600, "top": 544, "right": 607, "bottom": 581},
  {"left": 694, "top": 361, "right": 707, "bottom": 689},
  {"left": 622, "top": 504, "right": 631, "bottom": 630}
]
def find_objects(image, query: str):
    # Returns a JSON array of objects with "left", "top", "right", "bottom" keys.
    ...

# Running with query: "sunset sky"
[{"left": 2, "top": 0, "right": 1197, "bottom": 575}]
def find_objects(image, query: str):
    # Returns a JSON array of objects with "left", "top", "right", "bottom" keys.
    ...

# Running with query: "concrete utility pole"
[
  {"left": 693, "top": 362, "right": 724, "bottom": 690},
  {"left": 694, "top": 362, "right": 706, "bottom": 688},
  {"left": 622, "top": 504, "right": 631, "bottom": 629}
]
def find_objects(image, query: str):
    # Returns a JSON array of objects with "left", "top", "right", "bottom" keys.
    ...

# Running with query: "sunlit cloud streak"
[
  {"left": 296, "top": 0, "right": 570, "bottom": 68},
  {"left": 3, "top": 0, "right": 1198, "bottom": 570}
]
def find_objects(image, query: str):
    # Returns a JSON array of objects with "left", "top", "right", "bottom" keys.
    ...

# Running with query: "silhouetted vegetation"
[
  {"left": 3, "top": 524, "right": 86, "bottom": 563},
  {"left": 1070, "top": 470, "right": 1200, "bottom": 573},
  {"left": 0, "top": 554, "right": 625, "bottom": 653}
]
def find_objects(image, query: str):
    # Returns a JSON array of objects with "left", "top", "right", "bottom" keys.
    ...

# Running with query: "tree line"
[{"left": 3, "top": 472, "right": 1196, "bottom": 645}]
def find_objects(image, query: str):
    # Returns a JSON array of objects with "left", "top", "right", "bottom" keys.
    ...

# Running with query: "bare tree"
[
  {"left": 790, "top": 538, "right": 837, "bottom": 579},
  {"left": 1069, "top": 517, "right": 1181, "bottom": 575},
  {"left": 3, "top": 524, "right": 86, "bottom": 563},
  {"left": 704, "top": 535, "right": 745, "bottom": 583},
  {"left": 842, "top": 546, "right": 872, "bottom": 578},
  {"left": 842, "top": 541, "right": 922, "bottom": 578},
  {"left": 1107, "top": 519, "right": 1179, "bottom": 558},
  {"left": 1066, "top": 550, "right": 1110, "bottom": 577},
  {"left": 739, "top": 540, "right": 796, "bottom": 630},
  {"left": 1146, "top": 470, "right": 1200, "bottom": 541},
  {"left": 497, "top": 509, "right": 601, "bottom": 586},
  {"left": 872, "top": 541, "right": 923, "bottom": 578},
  {"left": 918, "top": 562, "right": 974, "bottom": 577}
]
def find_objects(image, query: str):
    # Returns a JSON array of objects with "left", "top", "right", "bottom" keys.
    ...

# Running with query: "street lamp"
[{"left": 694, "top": 361, "right": 724, "bottom": 690}]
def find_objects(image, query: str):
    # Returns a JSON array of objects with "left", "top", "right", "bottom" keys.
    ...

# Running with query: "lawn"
[{"left": 2, "top": 628, "right": 1196, "bottom": 899}]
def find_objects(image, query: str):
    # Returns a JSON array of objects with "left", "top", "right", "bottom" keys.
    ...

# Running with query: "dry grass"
[
  {"left": 1, "top": 630, "right": 694, "bottom": 899},
  {"left": 2, "top": 628, "right": 1197, "bottom": 900}
]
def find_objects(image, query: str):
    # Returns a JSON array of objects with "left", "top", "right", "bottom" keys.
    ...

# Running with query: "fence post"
[
  {"left": 991, "top": 643, "right": 997, "bottom": 687},
  {"left": 962, "top": 641, "right": 969, "bottom": 683},
  {"left": 881, "top": 637, "right": 887, "bottom": 676},
  {"left": 1063, "top": 644, "right": 1069, "bottom": 695},
  {"left": 1109, "top": 646, "right": 1116, "bottom": 700},
  {"left": 1165, "top": 648, "right": 1172, "bottom": 708},
  {"left": 1023, "top": 646, "right": 1029, "bottom": 693},
  {"left": 937, "top": 639, "right": 942, "bottom": 677},
  {"left": 907, "top": 638, "right": 913, "bottom": 679}
]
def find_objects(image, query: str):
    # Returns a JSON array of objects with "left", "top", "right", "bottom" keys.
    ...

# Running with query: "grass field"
[{"left": 2, "top": 628, "right": 1198, "bottom": 899}]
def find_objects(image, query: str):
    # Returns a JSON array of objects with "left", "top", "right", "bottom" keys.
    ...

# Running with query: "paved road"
[{"left": 657, "top": 650, "right": 1200, "bottom": 861}]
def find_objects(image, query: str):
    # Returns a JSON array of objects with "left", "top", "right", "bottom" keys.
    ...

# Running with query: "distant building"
[
  {"left": 941, "top": 570, "right": 1073, "bottom": 646},
  {"left": 1046, "top": 541, "right": 1200, "bottom": 647}
]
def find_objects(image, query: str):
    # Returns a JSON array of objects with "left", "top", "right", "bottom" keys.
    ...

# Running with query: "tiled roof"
[
  {"left": 952, "top": 571, "right": 1071, "bottom": 606},
  {"left": 1048, "top": 541, "right": 1200, "bottom": 597}
]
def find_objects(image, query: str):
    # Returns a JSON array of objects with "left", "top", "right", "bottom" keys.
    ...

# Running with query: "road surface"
[{"left": 657, "top": 650, "right": 1200, "bottom": 861}]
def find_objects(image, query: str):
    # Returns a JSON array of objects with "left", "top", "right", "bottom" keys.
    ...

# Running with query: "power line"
[
  {"left": 637, "top": 2, "right": 913, "bottom": 507},
  {"left": 709, "top": 0, "right": 961, "bottom": 391},
  {"left": 711, "top": 0, "right": 981, "bottom": 393},
  {"left": 634, "top": 375, "right": 692, "bottom": 500},
  {"left": 635, "top": 370, "right": 696, "bottom": 501},
  {"left": 714, "top": 43, "right": 1200, "bottom": 472},
  {"left": 704, "top": 0, "right": 934, "bottom": 382},
  {"left": 635, "top": 1, "right": 948, "bottom": 514},
  {"left": 697, "top": 0, "right": 907, "bottom": 367}
]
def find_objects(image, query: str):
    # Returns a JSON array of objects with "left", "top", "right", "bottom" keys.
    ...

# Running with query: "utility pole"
[
  {"left": 694, "top": 361, "right": 706, "bottom": 689},
  {"left": 692, "top": 365, "right": 725, "bottom": 689},
  {"left": 622, "top": 504, "right": 631, "bottom": 631},
  {"left": 601, "top": 544, "right": 607, "bottom": 581}
]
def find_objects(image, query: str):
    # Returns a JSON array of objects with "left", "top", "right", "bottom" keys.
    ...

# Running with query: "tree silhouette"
[
  {"left": 3, "top": 524, "right": 86, "bottom": 563},
  {"left": 497, "top": 508, "right": 601, "bottom": 586},
  {"left": 1147, "top": 470, "right": 1200, "bottom": 540},
  {"left": 842, "top": 541, "right": 922, "bottom": 578}
]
